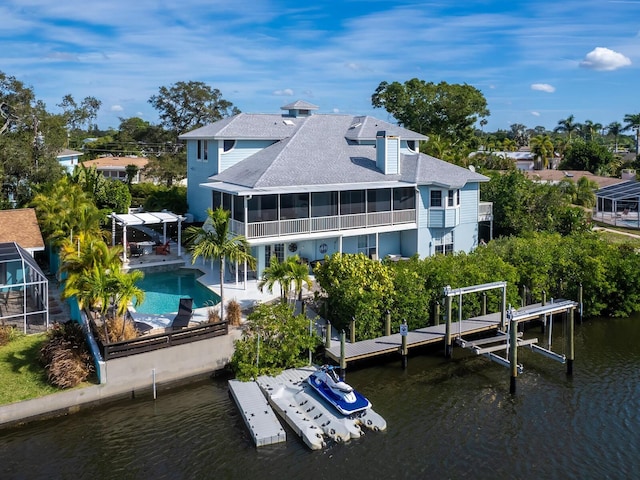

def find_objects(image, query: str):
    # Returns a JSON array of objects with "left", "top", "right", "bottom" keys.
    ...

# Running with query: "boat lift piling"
[{"left": 340, "top": 330, "right": 346, "bottom": 380}]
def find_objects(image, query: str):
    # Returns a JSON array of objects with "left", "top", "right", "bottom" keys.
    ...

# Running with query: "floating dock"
[
  {"left": 229, "top": 366, "right": 386, "bottom": 450},
  {"left": 228, "top": 379, "right": 287, "bottom": 447},
  {"left": 256, "top": 367, "right": 386, "bottom": 450}
]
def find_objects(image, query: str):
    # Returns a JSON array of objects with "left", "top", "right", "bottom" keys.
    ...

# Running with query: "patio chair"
[
  {"left": 129, "top": 243, "right": 143, "bottom": 257},
  {"left": 155, "top": 241, "right": 170, "bottom": 255},
  {"left": 170, "top": 297, "right": 193, "bottom": 329}
]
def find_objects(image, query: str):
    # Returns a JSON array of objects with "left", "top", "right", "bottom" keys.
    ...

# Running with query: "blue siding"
[
  {"left": 459, "top": 183, "right": 479, "bottom": 224},
  {"left": 417, "top": 186, "right": 429, "bottom": 226},
  {"left": 221, "top": 140, "right": 275, "bottom": 171},
  {"left": 187, "top": 139, "right": 219, "bottom": 222}
]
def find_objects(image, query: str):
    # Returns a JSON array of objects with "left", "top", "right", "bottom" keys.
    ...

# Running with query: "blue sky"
[{"left": 2, "top": 0, "right": 640, "bottom": 132}]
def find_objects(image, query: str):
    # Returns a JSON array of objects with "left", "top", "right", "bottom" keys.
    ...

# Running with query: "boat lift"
[{"left": 444, "top": 282, "right": 578, "bottom": 393}]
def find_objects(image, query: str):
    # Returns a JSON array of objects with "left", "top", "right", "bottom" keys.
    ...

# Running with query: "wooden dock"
[
  {"left": 324, "top": 300, "right": 577, "bottom": 365},
  {"left": 324, "top": 311, "right": 502, "bottom": 364}
]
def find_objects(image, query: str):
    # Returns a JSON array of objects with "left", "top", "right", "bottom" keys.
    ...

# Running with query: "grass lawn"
[{"left": 0, "top": 333, "right": 60, "bottom": 405}]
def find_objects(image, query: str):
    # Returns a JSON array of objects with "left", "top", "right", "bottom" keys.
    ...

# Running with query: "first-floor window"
[
  {"left": 265, "top": 243, "right": 285, "bottom": 265},
  {"left": 434, "top": 231, "right": 454, "bottom": 255}
]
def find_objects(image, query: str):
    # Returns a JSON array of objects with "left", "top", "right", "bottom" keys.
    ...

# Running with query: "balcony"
[
  {"left": 231, "top": 209, "right": 416, "bottom": 239},
  {"left": 478, "top": 202, "right": 493, "bottom": 222}
]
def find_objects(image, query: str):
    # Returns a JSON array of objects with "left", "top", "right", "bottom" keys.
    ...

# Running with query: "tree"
[
  {"left": 185, "top": 207, "right": 256, "bottom": 321},
  {"left": 371, "top": 78, "right": 489, "bottom": 147},
  {"left": 560, "top": 140, "right": 614, "bottom": 173},
  {"left": 258, "top": 255, "right": 290, "bottom": 301},
  {"left": 575, "top": 176, "right": 598, "bottom": 208},
  {"left": 314, "top": 253, "right": 394, "bottom": 340},
  {"left": 230, "top": 302, "right": 320, "bottom": 380},
  {"left": 57, "top": 94, "right": 102, "bottom": 132},
  {"left": 142, "top": 153, "right": 187, "bottom": 187},
  {"left": 554, "top": 114, "right": 579, "bottom": 143},
  {"left": 623, "top": 113, "right": 640, "bottom": 155},
  {"left": 259, "top": 254, "right": 313, "bottom": 303},
  {"left": 607, "top": 121, "right": 623, "bottom": 152},
  {"left": 530, "top": 134, "right": 554, "bottom": 169},
  {"left": 148, "top": 81, "right": 240, "bottom": 138}
]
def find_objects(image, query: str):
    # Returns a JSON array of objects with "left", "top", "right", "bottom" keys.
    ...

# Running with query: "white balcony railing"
[{"left": 236, "top": 209, "right": 416, "bottom": 239}]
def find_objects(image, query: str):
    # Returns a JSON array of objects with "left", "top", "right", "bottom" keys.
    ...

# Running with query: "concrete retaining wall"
[{"left": 0, "top": 328, "right": 241, "bottom": 429}]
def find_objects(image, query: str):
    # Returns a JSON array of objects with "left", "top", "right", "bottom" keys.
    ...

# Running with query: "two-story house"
[{"left": 180, "top": 101, "right": 491, "bottom": 279}]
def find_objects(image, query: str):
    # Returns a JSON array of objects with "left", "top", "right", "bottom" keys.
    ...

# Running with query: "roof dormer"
[{"left": 281, "top": 100, "right": 319, "bottom": 118}]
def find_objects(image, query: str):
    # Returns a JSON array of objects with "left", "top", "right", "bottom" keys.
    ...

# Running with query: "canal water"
[{"left": 1, "top": 316, "right": 639, "bottom": 479}]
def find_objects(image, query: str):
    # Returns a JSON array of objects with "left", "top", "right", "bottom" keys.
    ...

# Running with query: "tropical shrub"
[
  {"left": 230, "top": 302, "right": 320, "bottom": 381},
  {"left": 314, "top": 253, "right": 394, "bottom": 340}
]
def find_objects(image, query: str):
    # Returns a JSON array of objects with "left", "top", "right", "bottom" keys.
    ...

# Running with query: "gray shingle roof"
[{"left": 202, "top": 114, "right": 486, "bottom": 190}]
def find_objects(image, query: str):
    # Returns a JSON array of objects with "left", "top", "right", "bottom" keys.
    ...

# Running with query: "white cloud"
[
  {"left": 579, "top": 47, "right": 631, "bottom": 71},
  {"left": 531, "top": 111, "right": 541, "bottom": 117},
  {"left": 273, "top": 89, "right": 294, "bottom": 96},
  {"left": 111, "top": 104, "right": 123, "bottom": 112},
  {"left": 531, "top": 83, "right": 555, "bottom": 93}
]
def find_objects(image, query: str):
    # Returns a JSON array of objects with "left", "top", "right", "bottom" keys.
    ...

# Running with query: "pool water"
[{"left": 133, "top": 269, "right": 220, "bottom": 314}]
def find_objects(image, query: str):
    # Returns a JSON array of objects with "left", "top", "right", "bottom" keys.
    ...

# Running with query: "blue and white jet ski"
[{"left": 307, "top": 365, "right": 372, "bottom": 416}]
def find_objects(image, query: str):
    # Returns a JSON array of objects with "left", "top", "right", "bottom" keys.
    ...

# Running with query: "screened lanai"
[
  {"left": 0, "top": 242, "right": 49, "bottom": 333},
  {"left": 594, "top": 181, "right": 640, "bottom": 229}
]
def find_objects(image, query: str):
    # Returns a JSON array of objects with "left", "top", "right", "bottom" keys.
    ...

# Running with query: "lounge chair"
[
  {"left": 131, "top": 297, "right": 193, "bottom": 334},
  {"left": 170, "top": 297, "right": 193, "bottom": 329}
]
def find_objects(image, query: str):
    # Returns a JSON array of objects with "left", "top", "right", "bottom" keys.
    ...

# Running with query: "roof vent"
[{"left": 283, "top": 119, "right": 294, "bottom": 126}]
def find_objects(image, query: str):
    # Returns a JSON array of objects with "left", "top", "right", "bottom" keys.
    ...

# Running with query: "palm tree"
[
  {"left": 554, "top": 115, "right": 578, "bottom": 143},
  {"left": 530, "top": 134, "right": 554, "bottom": 169},
  {"left": 259, "top": 254, "right": 312, "bottom": 303},
  {"left": 575, "top": 176, "right": 598, "bottom": 208},
  {"left": 286, "top": 256, "right": 312, "bottom": 301},
  {"left": 623, "top": 113, "right": 640, "bottom": 155},
  {"left": 111, "top": 269, "right": 145, "bottom": 340},
  {"left": 259, "top": 255, "right": 290, "bottom": 301},
  {"left": 607, "top": 122, "right": 623, "bottom": 153},
  {"left": 185, "top": 207, "right": 256, "bottom": 321},
  {"left": 62, "top": 264, "right": 114, "bottom": 342}
]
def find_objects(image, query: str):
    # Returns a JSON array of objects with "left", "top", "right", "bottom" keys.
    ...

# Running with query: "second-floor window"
[
  {"left": 431, "top": 189, "right": 460, "bottom": 208},
  {"left": 197, "top": 140, "right": 208, "bottom": 161},
  {"left": 430, "top": 190, "right": 442, "bottom": 207}
]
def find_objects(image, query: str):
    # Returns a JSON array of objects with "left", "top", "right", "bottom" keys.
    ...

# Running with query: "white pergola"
[{"left": 110, "top": 211, "right": 186, "bottom": 262}]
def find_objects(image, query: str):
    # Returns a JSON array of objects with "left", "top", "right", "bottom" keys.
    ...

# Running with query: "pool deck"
[{"left": 123, "top": 249, "right": 283, "bottom": 313}]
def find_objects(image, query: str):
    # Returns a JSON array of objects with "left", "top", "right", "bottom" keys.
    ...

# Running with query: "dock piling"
[
  {"left": 325, "top": 322, "right": 331, "bottom": 348},
  {"left": 444, "top": 286, "right": 453, "bottom": 359},
  {"left": 385, "top": 310, "right": 391, "bottom": 337},
  {"left": 400, "top": 319, "right": 408, "bottom": 369},
  {"left": 509, "top": 311, "right": 518, "bottom": 394},
  {"left": 567, "top": 307, "right": 575, "bottom": 376},
  {"left": 350, "top": 317, "right": 356, "bottom": 344},
  {"left": 340, "top": 330, "right": 346, "bottom": 379}
]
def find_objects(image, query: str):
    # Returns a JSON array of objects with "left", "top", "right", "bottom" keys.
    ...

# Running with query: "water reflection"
[{"left": 1, "top": 317, "right": 639, "bottom": 479}]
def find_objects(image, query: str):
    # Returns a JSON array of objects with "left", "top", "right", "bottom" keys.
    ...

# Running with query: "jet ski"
[{"left": 307, "top": 365, "right": 372, "bottom": 415}]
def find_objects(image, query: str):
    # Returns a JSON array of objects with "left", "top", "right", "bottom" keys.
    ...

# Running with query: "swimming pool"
[{"left": 133, "top": 268, "right": 220, "bottom": 314}]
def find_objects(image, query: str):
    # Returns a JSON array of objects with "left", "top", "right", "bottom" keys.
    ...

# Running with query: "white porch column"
[
  {"left": 122, "top": 224, "right": 128, "bottom": 263},
  {"left": 177, "top": 217, "right": 183, "bottom": 257}
]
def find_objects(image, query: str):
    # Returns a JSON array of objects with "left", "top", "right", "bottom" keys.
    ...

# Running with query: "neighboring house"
[
  {"left": 80, "top": 156, "right": 149, "bottom": 183},
  {"left": 179, "top": 101, "right": 492, "bottom": 278},
  {"left": 56, "top": 148, "right": 83, "bottom": 173},
  {"left": 0, "top": 208, "right": 49, "bottom": 332},
  {"left": 0, "top": 208, "right": 45, "bottom": 256}
]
